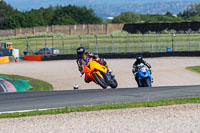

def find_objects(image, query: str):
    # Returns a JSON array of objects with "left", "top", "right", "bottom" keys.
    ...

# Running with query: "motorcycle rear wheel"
[{"left": 93, "top": 73, "right": 108, "bottom": 89}]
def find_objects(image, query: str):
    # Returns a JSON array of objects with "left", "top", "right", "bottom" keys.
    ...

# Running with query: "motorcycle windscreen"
[{"left": 138, "top": 67, "right": 149, "bottom": 78}]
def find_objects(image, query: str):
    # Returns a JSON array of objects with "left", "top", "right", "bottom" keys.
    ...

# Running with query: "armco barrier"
[
  {"left": 41, "top": 51, "right": 200, "bottom": 61},
  {"left": 41, "top": 54, "right": 77, "bottom": 61}
]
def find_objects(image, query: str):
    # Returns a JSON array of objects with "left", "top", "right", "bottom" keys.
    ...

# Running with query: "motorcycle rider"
[
  {"left": 132, "top": 55, "right": 151, "bottom": 87},
  {"left": 76, "top": 46, "right": 113, "bottom": 83}
]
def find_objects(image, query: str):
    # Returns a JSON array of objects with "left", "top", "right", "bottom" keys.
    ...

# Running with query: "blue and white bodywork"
[{"left": 137, "top": 64, "right": 152, "bottom": 87}]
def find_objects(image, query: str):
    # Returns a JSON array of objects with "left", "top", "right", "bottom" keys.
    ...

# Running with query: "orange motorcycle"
[{"left": 82, "top": 58, "right": 118, "bottom": 89}]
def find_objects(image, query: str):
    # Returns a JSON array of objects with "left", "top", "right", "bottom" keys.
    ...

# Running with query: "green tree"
[
  {"left": 0, "top": 0, "right": 15, "bottom": 29},
  {"left": 112, "top": 12, "right": 141, "bottom": 23},
  {"left": 187, "top": 15, "right": 200, "bottom": 21},
  {"left": 147, "top": 15, "right": 179, "bottom": 22},
  {"left": 113, "top": 12, "right": 182, "bottom": 23},
  {"left": 54, "top": 5, "right": 102, "bottom": 24},
  {"left": 52, "top": 16, "right": 77, "bottom": 25},
  {"left": 1, "top": 1, "right": 102, "bottom": 29},
  {"left": 178, "top": 4, "right": 200, "bottom": 18},
  {"left": 25, "top": 9, "right": 48, "bottom": 27},
  {"left": 8, "top": 12, "right": 25, "bottom": 28},
  {"left": 165, "top": 11, "right": 173, "bottom": 17},
  {"left": 43, "top": 6, "right": 55, "bottom": 25}
]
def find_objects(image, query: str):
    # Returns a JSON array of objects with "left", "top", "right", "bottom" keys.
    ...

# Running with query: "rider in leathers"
[
  {"left": 76, "top": 47, "right": 112, "bottom": 83},
  {"left": 132, "top": 55, "right": 151, "bottom": 87}
]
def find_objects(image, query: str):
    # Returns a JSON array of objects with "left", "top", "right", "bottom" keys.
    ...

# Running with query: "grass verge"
[
  {"left": 0, "top": 73, "right": 53, "bottom": 91},
  {"left": 186, "top": 66, "right": 200, "bottom": 73},
  {"left": 1, "top": 96, "right": 200, "bottom": 119}
]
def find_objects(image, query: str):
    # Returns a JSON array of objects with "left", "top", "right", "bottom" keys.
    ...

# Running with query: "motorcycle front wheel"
[
  {"left": 110, "top": 79, "right": 118, "bottom": 88},
  {"left": 143, "top": 78, "right": 151, "bottom": 87},
  {"left": 93, "top": 73, "right": 108, "bottom": 89}
]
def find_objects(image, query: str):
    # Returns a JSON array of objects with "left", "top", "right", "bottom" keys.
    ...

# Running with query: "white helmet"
[{"left": 73, "top": 84, "right": 79, "bottom": 90}]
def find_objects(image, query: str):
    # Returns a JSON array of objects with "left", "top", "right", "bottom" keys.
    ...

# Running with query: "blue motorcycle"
[{"left": 137, "top": 65, "right": 152, "bottom": 87}]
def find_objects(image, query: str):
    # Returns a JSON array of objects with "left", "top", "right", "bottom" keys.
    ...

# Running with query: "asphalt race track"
[{"left": 0, "top": 85, "right": 200, "bottom": 113}]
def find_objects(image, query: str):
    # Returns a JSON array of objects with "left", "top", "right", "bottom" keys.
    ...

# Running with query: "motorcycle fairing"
[{"left": 138, "top": 66, "right": 152, "bottom": 87}]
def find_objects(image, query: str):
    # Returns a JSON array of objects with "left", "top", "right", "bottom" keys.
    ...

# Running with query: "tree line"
[
  {"left": 1, "top": 0, "right": 200, "bottom": 29},
  {"left": 111, "top": 5, "right": 200, "bottom": 24},
  {"left": 0, "top": 1, "right": 102, "bottom": 29}
]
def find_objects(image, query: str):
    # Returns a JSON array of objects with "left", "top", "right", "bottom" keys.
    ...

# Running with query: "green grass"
[
  {"left": 1, "top": 33, "right": 200, "bottom": 56},
  {"left": 0, "top": 74, "right": 53, "bottom": 91},
  {"left": 186, "top": 66, "right": 200, "bottom": 73},
  {"left": 1, "top": 96, "right": 200, "bottom": 118}
]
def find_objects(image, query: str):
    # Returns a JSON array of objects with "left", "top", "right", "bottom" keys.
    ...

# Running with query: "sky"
[
  {"left": 3, "top": 0, "right": 200, "bottom": 18},
  {"left": 4, "top": 0, "right": 200, "bottom": 11}
]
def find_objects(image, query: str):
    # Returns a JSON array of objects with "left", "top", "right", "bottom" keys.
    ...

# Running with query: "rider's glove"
[
  {"left": 87, "top": 52, "right": 92, "bottom": 56},
  {"left": 133, "top": 72, "right": 137, "bottom": 77},
  {"left": 132, "top": 69, "right": 135, "bottom": 74},
  {"left": 100, "top": 58, "right": 107, "bottom": 66},
  {"left": 149, "top": 69, "right": 152, "bottom": 74}
]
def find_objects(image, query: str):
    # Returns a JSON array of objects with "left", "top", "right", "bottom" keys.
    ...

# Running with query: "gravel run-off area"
[
  {"left": 0, "top": 57, "right": 200, "bottom": 132},
  {"left": 0, "top": 104, "right": 200, "bottom": 133}
]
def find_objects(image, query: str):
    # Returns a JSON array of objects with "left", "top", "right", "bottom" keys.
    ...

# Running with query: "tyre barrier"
[
  {"left": 41, "top": 51, "right": 200, "bottom": 61},
  {"left": 0, "top": 56, "right": 9, "bottom": 64},
  {"left": 24, "top": 54, "right": 51, "bottom": 61}
]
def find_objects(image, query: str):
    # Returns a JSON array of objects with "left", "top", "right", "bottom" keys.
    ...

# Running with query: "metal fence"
[{"left": 3, "top": 33, "right": 200, "bottom": 56}]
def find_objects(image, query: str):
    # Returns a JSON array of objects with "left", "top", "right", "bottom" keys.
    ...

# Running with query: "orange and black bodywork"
[{"left": 82, "top": 58, "right": 108, "bottom": 84}]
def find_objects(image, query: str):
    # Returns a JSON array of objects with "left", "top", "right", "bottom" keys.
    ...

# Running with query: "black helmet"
[
  {"left": 136, "top": 55, "right": 143, "bottom": 63},
  {"left": 77, "top": 47, "right": 85, "bottom": 58}
]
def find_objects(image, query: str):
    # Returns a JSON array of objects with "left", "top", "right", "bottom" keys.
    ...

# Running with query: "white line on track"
[{"left": 0, "top": 107, "right": 59, "bottom": 114}]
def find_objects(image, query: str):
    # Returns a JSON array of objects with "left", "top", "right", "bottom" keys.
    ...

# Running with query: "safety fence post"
[
  {"left": 95, "top": 35, "right": 98, "bottom": 53},
  {"left": 173, "top": 33, "right": 177, "bottom": 51},
  {"left": 157, "top": 33, "right": 160, "bottom": 52},
  {"left": 44, "top": 36, "right": 47, "bottom": 49},
  {"left": 151, "top": 44, "right": 154, "bottom": 52},
  {"left": 111, "top": 34, "right": 114, "bottom": 53},
  {"left": 127, "top": 33, "right": 130, "bottom": 52},
  {"left": 25, "top": 36, "right": 34, "bottom": 54},
  {"left": 62, "top": 36, "right": 64, "bottom": 54},
  {"left": 187, "top": 32, "right": 191, "bottom": 51},
  {"left": 79, "top": 35, "right": 82, "bottom": 47},
  {"left": 133, "top": 34, "right": 136, "bottom": 53},
  {"left": 142, "top": 34, "right": 145, "bottom": 52},
  {"left": 25, "top": 36, "right": 29, "bottom": 53},
  {"left": 199, "top": 42, "right": 200, "bottom": 51},
  {"left": 44, "top": 36, "right": 47, "bottom": 54}
]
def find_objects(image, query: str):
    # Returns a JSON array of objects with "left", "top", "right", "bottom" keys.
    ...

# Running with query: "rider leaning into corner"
[
  {"left": 132, "top": 55, "right": 152, "bottom": 87},
  {"left": 76, "top": 46, "right": 114, "bottom": 83}
]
